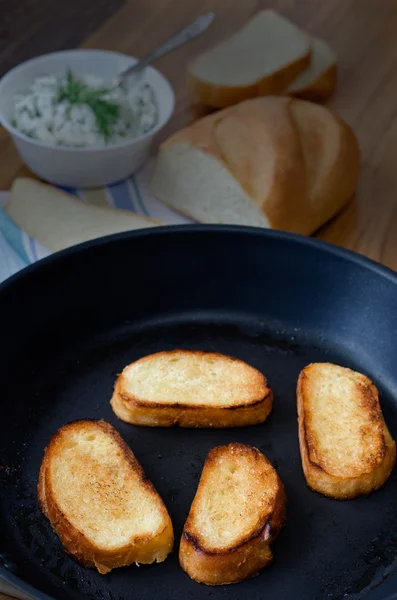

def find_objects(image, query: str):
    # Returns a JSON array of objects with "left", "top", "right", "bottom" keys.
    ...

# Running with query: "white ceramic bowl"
[{"left": 0, "top": 49, "right": 175, "bottom": 188}]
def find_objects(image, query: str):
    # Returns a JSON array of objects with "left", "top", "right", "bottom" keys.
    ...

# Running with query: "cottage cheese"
[{"left": 11, "top": 73, "right": 158, "bottom": 147}]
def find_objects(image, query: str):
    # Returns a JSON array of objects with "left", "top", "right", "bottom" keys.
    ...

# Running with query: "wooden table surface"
[{"left": 1, "top": 0, "right": 397, "bottom": 597}]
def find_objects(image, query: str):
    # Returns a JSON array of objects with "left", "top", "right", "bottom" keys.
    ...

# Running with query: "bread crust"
[
  {"left": 111, "top": 350, "right": 273, "bottom": 428},
  {"left": 288, "top": 63, "right": 337, "bottom": 103},
  {"left": 179, "top": 443, "right": 286, "bottom": 585},
  {"left": 288, "top": 98, "right": 361, "bottom": 234},
  {"left": 297, "top": 364, "right": 396, "bottom": 499},
  {"left": 38, "top": 420, "right": 174, "bottom": 573}
]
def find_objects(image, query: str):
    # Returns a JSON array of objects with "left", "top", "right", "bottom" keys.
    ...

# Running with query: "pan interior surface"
[{"left": 0, "top": 227, "right": 397, "bottom": 600}]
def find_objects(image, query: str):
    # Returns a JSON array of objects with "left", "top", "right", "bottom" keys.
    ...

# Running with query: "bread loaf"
[{"left": 151, "top": 96, "right": 360, "bottom": 235}]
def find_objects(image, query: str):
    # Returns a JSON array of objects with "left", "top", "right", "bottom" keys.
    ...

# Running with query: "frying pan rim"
[
  {"left": 1, "top": 225, "right": 397, "bottom": 299},
  {"left": 1, "top": 224, "right": 397, "bottom": 600}
]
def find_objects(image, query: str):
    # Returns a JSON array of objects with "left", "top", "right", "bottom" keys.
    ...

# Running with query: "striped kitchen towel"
[
  {"left": 0, "top": 160, "right": 191, "bottom": 285},
  {"left": 0, "top": 202, "right": 50, "bottom": 283}
]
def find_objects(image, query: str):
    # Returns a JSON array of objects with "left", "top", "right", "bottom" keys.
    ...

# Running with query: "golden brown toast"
[
  {"left": 111, "top": 350, "right": 273, "bottom": 428},
  {"left": 38, "top": 420, "right": 173, "bottom": 574},
  {"left": 297, "top": 363, "right": 396, "bottom": 499},
  {"left": 179, "top": 443, "right": 286, "bottom": 585}
]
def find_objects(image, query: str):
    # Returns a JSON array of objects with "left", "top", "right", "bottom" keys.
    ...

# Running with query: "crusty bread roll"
[
  {"left": 188, "top": 9, "right": 311, "bottom": 108},
  {"left": 287, "top": 37, "right": 337, "bottom": 103},
  {"left": 150, "top": 96, "right": 360, "bottom": 235}
]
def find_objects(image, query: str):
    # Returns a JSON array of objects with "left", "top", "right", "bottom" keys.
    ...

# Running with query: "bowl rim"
[{"left": 0, "top": 48, "right": 175, "bottom": 153}]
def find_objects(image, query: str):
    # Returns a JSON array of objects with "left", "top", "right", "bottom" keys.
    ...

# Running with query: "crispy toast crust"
[
  {"left": 297, "top": 363, "right": 396, "bottom": 499},
  {"left": 38, "top": 420, "right": 173, "bottom": 574},
  {"left": 111, "top": 350, "right": 273, "bottom": 428},
  {"left": 179, "top": 443, "right": 286, "bottom": 585}
]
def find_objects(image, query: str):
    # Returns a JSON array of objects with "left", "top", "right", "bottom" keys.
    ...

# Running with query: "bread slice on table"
[
  {"left": 38, "top": 420, "right": 173, "bottom": 573},
  {"left": 150, "top": 96, "right": 360, "bottom": 235},
  {"left": 287, "top": 37, "right": 337, "bottom": 103},
  {"left": 179, "top": 443, "right": 286, "bottom": 585},
  {"left": 7, "top": 178, "right": 159, "bottom": 252},
  {"left": 111, "top": 350, "right": 272, "bottom": 428},
  {"left": 297, "top": 363, "right": 396, "bottom": 499},
  {"left": 188, "top": 9, "right": 311, "bottom": 108}
]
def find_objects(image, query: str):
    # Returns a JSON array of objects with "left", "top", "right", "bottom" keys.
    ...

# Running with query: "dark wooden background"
[{"left": 0, "top": 0, "right": 125, "bottom": 76}]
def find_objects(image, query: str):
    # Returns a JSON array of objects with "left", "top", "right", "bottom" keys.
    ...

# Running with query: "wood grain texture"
[
  {"left": 1, "top": 0, "right": 397, "bottom": 269},
  {"left": 0, "top": 0, "right": 125, "bottom": 76}
]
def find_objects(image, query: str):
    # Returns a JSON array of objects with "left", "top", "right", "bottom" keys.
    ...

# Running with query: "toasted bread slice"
[
  {"left": 179, "top": 443, "right": 286, "bottom": 585},
  {"left": 297, "top": 363, "right": 396, "bottom": 499},
  {"left": 111, "top": 350, "right": 273, "bottom": 428},
  {"left": 38, "top": 420, "right": 173, "bottom": 573}
]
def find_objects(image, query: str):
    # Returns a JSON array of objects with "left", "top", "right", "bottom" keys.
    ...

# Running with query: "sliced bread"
[
  {"left": 179, "top": 443, "right": 286, "bottom": 585},
  {"left": 188, "top": 9, "right": 311, "bottom": 108},
  {"left": 111, "top": 350, "right": 273, "bottom": 427},
  {"left": 297, "top": 363, "right": 396, "bottom": 499},
  {"left": 38, "top": 420, "right": 173, "bottom": 573},
  {"left": 6, "top": 178, "right": 159, "bottom": 252},
  {"left": 287, "top": 37, "right": 337, "bottom": 102}
]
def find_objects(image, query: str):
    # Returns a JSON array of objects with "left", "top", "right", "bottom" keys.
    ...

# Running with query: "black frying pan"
[{"left": 1, "top": 226, "right": 397, "bottom": 600}]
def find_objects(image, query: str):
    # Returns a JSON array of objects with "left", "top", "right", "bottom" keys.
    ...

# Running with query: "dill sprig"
[{"left": 58, "top": 69, "right": 119, "bottom": 139}]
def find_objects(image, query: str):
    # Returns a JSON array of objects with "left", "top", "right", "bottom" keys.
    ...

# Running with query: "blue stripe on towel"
[
  {"left": 107, "top": 180, "right": 133, "bottom": 211},
  {"left": 129, "top": 176, "right": 149, "bottom": 216},
  {"left": 0, "top": 208, "right": 30, "bottom": 264},
  {"left": 0, "top": 230, "right": 27, "bottom": 282},
  {"left": 28, "top": 235, "right": 38, "bottom": 262}
]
